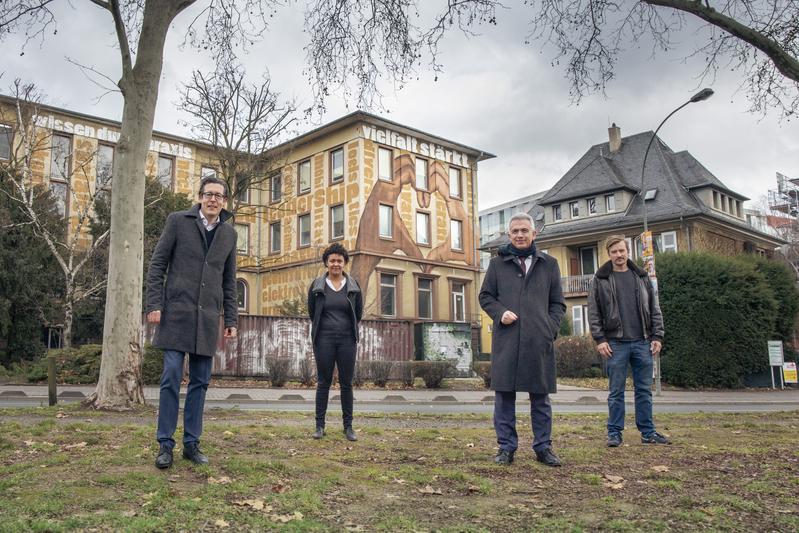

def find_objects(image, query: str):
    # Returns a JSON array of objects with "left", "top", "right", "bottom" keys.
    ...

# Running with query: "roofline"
[
  {"left": 266, "top": 110, "right": 496, "bottom": 162},
  {"left": 539, "top": 186, "right": 639, "bottom": 206},
  {"left": 685, "top": 183, "right": 750, "bottom": 201}
]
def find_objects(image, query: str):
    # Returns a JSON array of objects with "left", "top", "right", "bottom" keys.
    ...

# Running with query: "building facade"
[{"left": 0, "top": 98, "right": 493, "bottom": 331}]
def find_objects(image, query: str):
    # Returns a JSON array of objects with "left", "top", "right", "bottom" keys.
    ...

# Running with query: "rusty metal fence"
[{"left": 143, "top": 315, "right": 414, "bottom": 378}]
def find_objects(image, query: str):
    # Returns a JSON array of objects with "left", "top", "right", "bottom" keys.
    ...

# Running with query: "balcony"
[{"left": 562, "top": 275, "right": 592, "bottom": 296}]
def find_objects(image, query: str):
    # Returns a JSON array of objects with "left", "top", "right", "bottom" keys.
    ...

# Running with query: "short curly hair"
[{"left": 322, "top": 242, "right": 349, "bottom": 265}]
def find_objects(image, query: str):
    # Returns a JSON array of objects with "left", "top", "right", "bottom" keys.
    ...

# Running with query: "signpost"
[
  {"left": 783, "top": 362, "right": 797, "bottom": 385},
  {"left": 767, "top": 341, "right": 785, "bottom": 389}
]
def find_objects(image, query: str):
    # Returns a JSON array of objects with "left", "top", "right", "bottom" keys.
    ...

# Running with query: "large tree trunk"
[{"left": 88, "top": 2, "right": 182, "bottom": 409}]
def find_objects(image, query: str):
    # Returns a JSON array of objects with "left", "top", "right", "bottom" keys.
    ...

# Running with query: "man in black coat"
[
  {"left": 479, "top": 213, "right": 566, "bottom": 466},
  {"left": 146, "top": 176, "right": 238, "bottom": 469}
]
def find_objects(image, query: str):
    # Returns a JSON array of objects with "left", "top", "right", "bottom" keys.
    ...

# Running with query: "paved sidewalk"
[{"left": 2, "top": 383, "right": 798, "bottom": 407}]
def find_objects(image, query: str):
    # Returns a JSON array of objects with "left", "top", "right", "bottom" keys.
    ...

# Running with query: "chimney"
[{"left": 608, "top": 123, "right": 621, "bottom": 153}]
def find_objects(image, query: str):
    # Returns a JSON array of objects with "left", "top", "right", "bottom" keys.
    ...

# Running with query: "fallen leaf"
[
  {"left": 208, "top": 476, "right": 232, "bottom": 485},
  {"left": 416, "top": 456, "right": 426, "bottom": 462},
  {"left": 23, "top": 440, "right": 35, "bottom": 446},
  {"left": 223, "top": 431, "right": 234, "bottom": 436},
  {"left": 651, "top": 465, "right": 669, "bottom": 473},
  {"left": 233, "top": 499, "right": 270, "bottom": 511},
  {"left": 56, "top": 412, "right": 68, "bottom": 419},
  {"left": 65, "top": 442, "right": 87, "bottom": 450},
  {"left": 467, "top": 484, "right": 481, "bottom": 493},
  {"left": 271, "top": 483, "right": 289, "bottom": 493},
  {"left": 214, "top": 519, "right": 230, "bottom": 528},
  {"left": 603, "top": 474, "right": 624, "bottom": 484},
  {"left": 393, "top": 478, "right": 406, "bottom": 485},
  {"left": 269, "top": 512, "right": 303, "bottom": 523},
  {"left": 417, "top": 485, "right": 442, "bottom": 495},
  {"left": 604, "top": 482, "right": 625, "bottom": 490}
]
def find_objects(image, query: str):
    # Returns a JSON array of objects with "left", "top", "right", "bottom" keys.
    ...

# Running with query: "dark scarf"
[{"left": 498, "top": 242, "right": 537, "bottom": 258}]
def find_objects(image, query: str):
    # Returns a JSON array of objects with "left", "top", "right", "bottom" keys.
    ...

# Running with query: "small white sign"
[{"left": 768, "top": 341, "right": 784, "bottom": 366}]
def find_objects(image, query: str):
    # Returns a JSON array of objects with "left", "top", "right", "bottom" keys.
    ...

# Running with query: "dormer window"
[
  {"left": 553, "top": 204, "right": 562, "bottom": 221},
  {"left": 605, "top": 194, "right": 615, "bottom": 212},
  {"left": 570, "top": 201, "right": 579, "bottom": 218},
  {"left": 587, "top": 197, "right": 597, "bottom": 215}
]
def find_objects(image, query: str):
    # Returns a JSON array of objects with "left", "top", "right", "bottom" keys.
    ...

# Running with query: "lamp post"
[{"left": 640, "top": 88, "right": 714, "bottom": 396}]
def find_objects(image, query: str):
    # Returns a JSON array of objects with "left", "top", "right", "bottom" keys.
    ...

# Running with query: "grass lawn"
[{"left": 0, "top": 406, "right": 797, "bottom": 531}]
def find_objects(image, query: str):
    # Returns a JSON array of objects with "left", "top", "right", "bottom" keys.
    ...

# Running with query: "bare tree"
[
  {"left": 0, "top": 81, "right": 109, "bottom": 348},
  {"left": 177, "top": 61, "right": 298, "bottom": 214},
  {"left": 524, "top": 0, "right": 799, "bottom": 119}
]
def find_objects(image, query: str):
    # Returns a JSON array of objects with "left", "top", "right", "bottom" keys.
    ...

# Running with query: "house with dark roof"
[{"left": 482, "top": 124, "right": 784, "bottom": 336}]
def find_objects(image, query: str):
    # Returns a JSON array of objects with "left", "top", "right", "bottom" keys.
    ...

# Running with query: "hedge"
[
  {"left": 657, "top": 252, "right": 778, "bottom": 388},
  {"left": 554, "top": 336, "right": 602, "bottom": 378}
]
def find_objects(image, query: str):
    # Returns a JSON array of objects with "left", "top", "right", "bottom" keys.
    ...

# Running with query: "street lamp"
[
  {"left": 641, "top": 88, "right": 714, "bottom": 232},
  {"left": 639, "top": 88, "right": 713, "bottom": 396}
]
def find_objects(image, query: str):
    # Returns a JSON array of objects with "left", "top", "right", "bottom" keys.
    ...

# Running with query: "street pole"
[{"left": 640, "top": 88, "right": 714, "bottom": 396}]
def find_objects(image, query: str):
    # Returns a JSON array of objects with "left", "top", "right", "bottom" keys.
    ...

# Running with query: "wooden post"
[{"left": 47, "top": 355, "right": 57, "bottom": 406}]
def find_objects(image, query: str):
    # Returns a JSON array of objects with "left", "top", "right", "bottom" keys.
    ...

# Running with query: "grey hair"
[{"left": 506, "top": 212, "right": 535, "bottom": 232}]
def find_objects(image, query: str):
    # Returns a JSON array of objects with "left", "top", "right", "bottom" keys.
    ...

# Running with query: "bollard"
[{"left": 47, "top": 355, "right": 57, "bottom": 406}]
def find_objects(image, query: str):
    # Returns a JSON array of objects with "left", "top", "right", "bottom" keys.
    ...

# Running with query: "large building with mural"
[{"left": 0, "top": 97, "right": 494, "bottom": 339}]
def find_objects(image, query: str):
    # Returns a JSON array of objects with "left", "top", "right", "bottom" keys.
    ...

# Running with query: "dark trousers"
[
  {"left": 494, "top": 391, "right": 553, "bottom": 453},
  {"left": 313, "top": 333, "right": 357, "bottom": 428},
  {"left": 156, "top": 350, "right": 213, "bottom": 449}
]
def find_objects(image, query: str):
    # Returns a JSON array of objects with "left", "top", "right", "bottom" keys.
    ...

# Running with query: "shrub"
[
  {"left": 351, "top": 362, "right": 366, "bottom": 387},
  {"left": 554, "top": 336, "right": 601, "bottom": 378},
  {"left": 27, "top": 344, "right": 102, "bottom": 384},
  {"left": 559, "top": 315, "right": 572, "bottom": 337},
  {"left": 298, "top": 357, "right": 316, "bottom": 387},
  {"left": 412, "top": 360, "right": 455, "bottom": 389},
  {"left": 397, "top": 361, "right": 414, "bottom": 387},
  {"left": 658, "top": 252, "right": 777, "bottom": 388},
  {"left": 265, "top": 357, "right": 292, "bottom": 387},
  {"left": 741, "top": 255, "right": 799, "bottom": 346},
  {"left": 365, "top": 360, "right": 394, "bottom": 387},
  {"left": 473, "top": 361, "right": 490, "bottom": 388},
  {"left": 141, "top": 344, "right": 164, "bottom": 385}
]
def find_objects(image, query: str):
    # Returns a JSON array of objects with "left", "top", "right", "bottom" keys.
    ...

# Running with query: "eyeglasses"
[{"left": 201, "top": 192, "right": 226, "bottom": 201}]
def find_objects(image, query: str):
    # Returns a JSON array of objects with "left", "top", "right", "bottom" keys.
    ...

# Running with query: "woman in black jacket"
[{"left": 307, "top": 243, "right": 364, "bottom": 441}]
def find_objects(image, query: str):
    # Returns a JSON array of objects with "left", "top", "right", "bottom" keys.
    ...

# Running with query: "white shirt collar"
[
  {"left": 325, "top": 277, "right": 347, "bottom": 291},
  {"left": 199, "top": 209, "right": 219, "bottom": 231}
]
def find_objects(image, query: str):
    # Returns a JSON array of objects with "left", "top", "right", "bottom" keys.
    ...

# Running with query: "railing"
[{"left": 561, "top": 275, "right": 593, "bottom": 295}]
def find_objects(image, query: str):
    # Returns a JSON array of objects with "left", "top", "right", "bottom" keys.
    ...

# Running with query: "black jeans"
[{"left": 313, "top": 332, "right": 357, "bottom": 428}]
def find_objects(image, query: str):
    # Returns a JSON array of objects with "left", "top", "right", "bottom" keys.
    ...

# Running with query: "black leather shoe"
[
  {"left": 607, "top": 434, "right": 622, "bottom": 448},
  {"left": 313, "top": 427, "right": 325, "bottom": 439},
  {"left": 344, "top": 427, "right": 358, "bottom": 441},
  {"left": 182, "top": 443, "right": 209, "bottom": 465},
  {"left": 494, "top": 449, "right": 514, "bottom": 465},
  {"left": 535, "top": 448, "right": 562, "bottom": 467},
  {"left": 155, "top": 443, "right": 173, "bottom": 469},
  {"left": 641, "top": 432, "right": 671, "bottom": 445}
]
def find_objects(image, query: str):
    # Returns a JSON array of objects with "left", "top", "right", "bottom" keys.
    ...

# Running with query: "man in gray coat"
[
  {"left": 146, "top": 176, "right": 238, "bottom": 469},
  {"left": 479, "top": 213, "right": 566, "bottom": 466}
]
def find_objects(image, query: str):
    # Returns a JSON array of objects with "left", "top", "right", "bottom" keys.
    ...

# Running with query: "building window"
[
  {"left": 380, "top": 273, "right": 397, "bottom": 317},
  {"left": 553, "top": 204, "right": 562, "bottom": 221},
  {"left": 156, "top": 154, "right": 174, "bottom": 189},
  {"left": 298, "top": 213, "right": 311, "bottom": 247},
  {"left": 451, "top": 281, "right": 466, "bottom": 322},
  {"left": 379, "top": 204, "right": 393, "bottom": 238},
  {"left": 270, "top": 221, "right": 281, "bottom": 253},
  {"left": 605, "top": 194, "right": 615, "bottom": 212},
  {"left": 450, "top": 219, "right": 463, "bottom": 251},
  {"left": 736, "top": 200, "right": 742, "bottom": 218},
  {"left": 297, "top": 159, "right": 311, "bottom": 195},
  {"left": 330, "top": 148, "right": 344, "bottom": 183},
  {"left": 330, "top": 204, "right": 344, "bottom": 240},
  {"left": 235, "top": 174, "right": 250, "bottom": 204},
  {"left": 50, "top": 134, "right": 71, "bottom": 217},
  {"left": 201, "top": 166, "right": 217, "bottom": 179},
  {"left": 572, "top": 305, "right": 587, "bottom": 336},
  {"left": 449, "top": 167, "right": 461, "bottom": 198},
  {"left": 0, "top": 124, "right": 11, "bottom": 160},
  {"left": 415, "top": 157, "right": 428, "bottom": 190},
  {"left": 50, "top": 133, "right": 71, "bottom": 181},
  {"left": 417, "top": 278, "right": 433, "bottom": 320},
  {"left": 236, "top": 279, "right": 248, "bottom": 311},
  {"left": 659, "top": 231, "right": 678, "bottom": 253},
  {"left": 570, "top": 201, "right": 579, "bottom": 218},
  {"left": 378, "top": 147, "right": 393, "bottom": 181},
  {"left": 270, "top": 173, "right": 282, "bottom": 203},
  {"left": 587, "top": 197, "right": 597, "bottom": 215},
  {"left": 580, "top": 246, "right": 597, "bottom": 275},
  {"left": 713, "top": 190, "right": 720, "bottom": 209},
  {"left": 235, "top": 223, "right": 250, "bottom": 254},
  {"left": 95, "top": 144, "right": 114, "bottom": 192},
  {"left": 416, "top": 211, "right": 431, "bottom": 246}
]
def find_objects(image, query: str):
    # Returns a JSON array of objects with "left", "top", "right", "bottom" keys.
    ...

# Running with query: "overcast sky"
[{"left": 3, "top": 2, "right": 797, "bottom": 212}]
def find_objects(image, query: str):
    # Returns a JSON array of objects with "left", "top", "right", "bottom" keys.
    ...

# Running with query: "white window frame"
[
  {"left": 270, "top": 173, "right": 282, "bottom": 203},
  {"left": 451, "top": 282, "right": 466, "bottom": 322},
  {"left": 660, "top": 231, "right": 678, "bottom": 253},
  {"left": 570, "top": 201, "right": 579, "bottom": 218},
  {"left": 95, "top": 143, "right": 114, "bottom": 192},
  {"left": 417, "top": 277, "right": 434, "bottom": 320},
  {"left": 156, "top": 153, "right": 174, "bottom": 190},
  {"left": 415, "top": 157, "right": 429, "bottom": 190},
  {"left": 236, "top": 279, "right": 248, "bottom": 312},
  {"left": 378, "top": 147, "right": 393, "bottom": 181},
  {"left": 298, "top": 159, "right": 312, "bottom": 195},
  {"left": 605, "top": 194, "right": 615, "bottom": 212},
  {"left": 379, "top": 273, "right": 397, "bottom": 317},
  {"left": 330, "top": 204, "right": 345, "bottom": 241},
  {"left": 298, "top": 213, "right": 312, "bottom": 248},
  {"left": 269, "top": 221, "right": 281, "bottom": 253},
  {"left": 0, "top": 124, "right": 11, "bottom": 160},
  {"left": 235, "top": 223, "right": 250, "bottom": 255},
  {"left": 330, "top": 147, "right": 344, "bottom": 183},
  {"left": 449, "top": 166, "right": 461, "bottom": 198},
  {"left": 553, "top": 204, "right": 562, "bottom": 221},
  {"left": 451, "top": 219, "right": 463, "bottom": 251},
  {"left": 379, "top": 204, "right": 393, "bottom": 238},
  {"left": 572, "top": 305, "right": 586, "bottom": 336},
  {"left": 587, "top": 197, "right": 597, "bottom": 215},
  {"left": 416, "top": 211, "right": 431, "bottom": 246}
]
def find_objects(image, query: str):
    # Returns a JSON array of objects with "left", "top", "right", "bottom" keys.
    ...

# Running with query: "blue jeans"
[
  {"left": 156, "top": 350, "right": 213, "bottom": 449},
  {"left": 493, "top": 391, "right": 552, "bottom": 453},
  {"left": 606, "top": 340, "right": 656, "bottom": 437}
]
